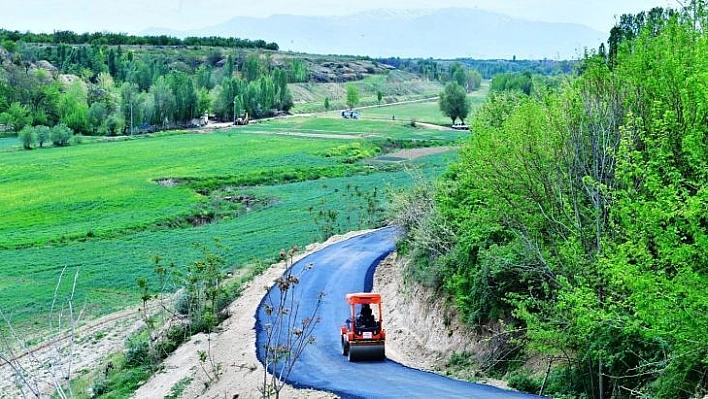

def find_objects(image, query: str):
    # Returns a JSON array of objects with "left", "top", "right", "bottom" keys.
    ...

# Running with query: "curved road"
[{"left": 256, "top": 227, "right": 540, "bottom": 398}]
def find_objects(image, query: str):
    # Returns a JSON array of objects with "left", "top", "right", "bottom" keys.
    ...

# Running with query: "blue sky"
[{"left": 1, "top": 0, "right": 673, "bottom": 35}]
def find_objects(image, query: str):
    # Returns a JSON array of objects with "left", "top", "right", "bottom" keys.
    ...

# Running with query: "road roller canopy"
[{"left": 346, "top": 292, "right": 381, "bottom": 305}]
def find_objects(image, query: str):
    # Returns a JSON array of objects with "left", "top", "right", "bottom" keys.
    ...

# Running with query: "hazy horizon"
[{"left": 2, "top": 0, "right": 673, "bottom": 36}]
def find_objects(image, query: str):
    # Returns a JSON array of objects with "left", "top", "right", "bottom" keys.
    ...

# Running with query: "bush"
[
  {"left": 50, "top": 124, "right": 73, "bottom": 146},
  {"left": 18, "top": 125, "right": 36, "bottom": 149},
  {"left": 91, "top": 377, "right": 108, "bottom": 397},
  {"left": 124, "top": 334, "right": 151, "bottom": 367},
  {"left": 507, "top": 372, "right": 542, "bottom": 394},
  {"left": 35, "top": 125, "right": 51, "bottom": 148}
]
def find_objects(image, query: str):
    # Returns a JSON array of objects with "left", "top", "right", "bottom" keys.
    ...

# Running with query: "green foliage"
[
  {"left": 50, "top": 123, "right": 73, "bottom": 146},
  {"left": 401, "top": 4, "right": 708, "bottom": 397},
  {"left": 124, "top": 332, "right": 151, "bottom": 367},
  {"left": 438, "top": 82, "right": 470, "bottom": 124},
  {"left": 289, "top": 59, "right": 308, "bottom": 83},
  {"left": 59, "top": 81, "right": 90, "bottom": 133},
  {"left": 18, "top": 125, "right": 36, "bottom": 149},
  {"left": 345, "top": 84, "right": 360, "bottom": 109},
  {"left": 35, "top": 125, "right": 51, "bottom": 147},
  {"left": 490, "top": 72, "right": 534, "bottom": 95},
  {"left": 507, "top": 372, "right": 542, "bottom": 394},
  {"left": 0, "top": 101, "right": 32, "bottom": 132}
]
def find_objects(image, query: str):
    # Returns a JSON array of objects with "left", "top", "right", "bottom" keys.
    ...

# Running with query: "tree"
[
  {"left": 324, "top": 97, "right": 330, "bottom": 112},
  {"left": 345, "top": 84, "right": 359, "bottom": 110},
  {"left": 242, "top": 54, "right": 262, "bottom": 82},
  {"left": 438, "top": 82, "right": 470, "bottom": 124},
  {"left": 289, "top": 59, "right": 307, "bottom": 83},
  {"left": 58, "top": 81, "right": 89, "bottom": 134},
  {"left": 120, "top": 82, "right": 140, "bottom": 135},
  {"left": 376, "top": 90, "right": 383, "bottom": 105},
  {"left": 35, "top": 125, "right": 50, "bottom": 147},
  {"left": 260, "top": 247, "right": 323, "bottom": 399},
  {"left": 452, "top": 66, "right": 467, "bottom": 88},
  {"left": 0, "top": 102, "right": 32, "bottom": 132},
  {"left": 466, "top": 69, "right": 482, "bottom": 91},
  {"left": 150, "top": 76, "right": 176, "bottom": 129}
]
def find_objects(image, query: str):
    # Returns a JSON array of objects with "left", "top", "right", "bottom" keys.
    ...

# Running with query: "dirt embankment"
[{"left": 374, "top": 253, "right": 510, "bottom": 389}]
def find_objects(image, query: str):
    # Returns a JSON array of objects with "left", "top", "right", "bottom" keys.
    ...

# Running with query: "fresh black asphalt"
[{"left": 255, "top": 227, "right": 542, "bottom": 398}]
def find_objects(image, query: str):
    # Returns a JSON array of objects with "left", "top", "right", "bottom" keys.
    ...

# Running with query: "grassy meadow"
[
  {"left": 358, "top": 81, "right": 490, "bottom": 125},
  {"left": 0, "top": 114, "right": 465, "bottom": 332},
  {"left": 289, "top": 71, "right": 444, "bottom": 114}
]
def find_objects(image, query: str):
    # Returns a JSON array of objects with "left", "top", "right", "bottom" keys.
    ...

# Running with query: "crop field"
[
  {"left": 0, "top": 120, "right": 462, "bottom": 332},
  {"left": 289, "top": 71, "right": 444, "bottom": 114},
  {"left": 355, "top": 81, "right": 490, "bottom": 125},
  {"left": 244, "top": 117, "right": 469, "bottom": 141}
]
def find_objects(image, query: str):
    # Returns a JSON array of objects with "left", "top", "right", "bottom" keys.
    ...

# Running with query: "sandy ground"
[{"left": 130, "top": 232, "right": 377, "bottom": 399}]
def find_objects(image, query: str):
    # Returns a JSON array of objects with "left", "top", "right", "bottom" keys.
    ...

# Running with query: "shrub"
[
  {"left": 507, "top": 372, "right": 542, "bottom": 394},
  {"left": 124, "top": 334, "right": 151, "bottom": 367},
  {"left": 18, "top": 125, "right": 36, "bottom": 149},
  {"left": 50, "top": 124, "right": 73, "bottom": 146}
]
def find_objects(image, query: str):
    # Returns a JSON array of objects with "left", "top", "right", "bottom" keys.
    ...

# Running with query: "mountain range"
[{"left": 142, "top": 8, "right": 606, "bottom": 60}]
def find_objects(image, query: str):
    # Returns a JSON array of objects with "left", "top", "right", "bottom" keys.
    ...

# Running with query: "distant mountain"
[{"left": 141, "top": 8, "right": 605, "bottom": 60}]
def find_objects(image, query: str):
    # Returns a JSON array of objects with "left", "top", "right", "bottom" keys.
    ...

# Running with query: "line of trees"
[
  {"left": 0, "top": 41, "right": 294, "bottom": 141},
  {"left": 395, "top": 3, "right": 708, "bottom": 398},
  {"left": 0, "top": 29, "right": 278, "bottom": 50}
]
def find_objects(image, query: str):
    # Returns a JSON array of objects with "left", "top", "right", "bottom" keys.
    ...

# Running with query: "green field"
[
  {"left": 244, "top": 116, "right": 470, "bottom": 141},
  {"left": 0, "top": 119, "right": 462, "bottom": 332},
  {"left": 354, "top": 81, "right": 490, "bottom": 125},
  {"left": 289, "top": 71, "right": 444, "bottom": 114}
]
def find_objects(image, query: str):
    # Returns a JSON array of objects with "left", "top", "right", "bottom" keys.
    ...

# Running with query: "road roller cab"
[{"left": 340, "top": 292, "right": 386, "bottom": 361}]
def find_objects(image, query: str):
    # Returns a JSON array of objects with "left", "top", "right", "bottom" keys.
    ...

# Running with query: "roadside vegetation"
[{"left": 395, "top": 4, "right": 708, "bottom": 398}]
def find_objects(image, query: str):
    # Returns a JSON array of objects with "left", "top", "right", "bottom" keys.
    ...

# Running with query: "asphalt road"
[{"left": 255, "top": 227, "right": 540, "bottom": 398}]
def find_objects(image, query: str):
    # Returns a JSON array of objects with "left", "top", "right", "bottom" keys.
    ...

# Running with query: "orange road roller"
[{"left": 340, "top": 292, "right": 386, "bottom": 361}]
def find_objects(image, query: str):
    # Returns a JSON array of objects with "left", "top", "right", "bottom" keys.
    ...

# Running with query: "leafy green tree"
[
  {"left": 120, "top": 82, "right": 140, "bottom": 134},
  {"left": 35, "top": 125, "right": 50, "bottom": 147},
  {"left": 272, "top": 68, "right": 292, "bottom": 112},
  {"left": 88, "top": 101, "right": 111, "bottom": 134},
  {"left": 58, "top": 81, "right": 89, "bottom": 134},
  {"left": 377, "top": 90, "right": 383, "bottom": 104},
  {"left": 438, "top": 82, "right": 470, "bottom": 124},
  {"left": 0, "top": 102, "right": 32, "bottom": 132},
  {"left": 452, "top": 66, "right": 467, "bottom": 88},
  {"left": 324, "top": 97, "right": 330, "bottom": 111},
  {"left": 242, "top": 54, "right": 262, "bottom": 82},
  {"left": 195, "top": 65, "right": 213, "bottom": 90},
  {"left": 150, "top": 76, "right": 176, "bottom": 129},
  {"left": 345, "top": 84, "right": 359, "bottom": 110},
  {"left": 1, "top": 39, "right": 17, "bottom": 53},
  {"left": 223, "top": 53, "right": 234, "bottom": 79},
  {"left": 167, "top": 72, "right": 197, "bottom": 122},
  {"left": 196, "top": 87, "right": 211, "bottom": 118},
  {"left": 466, "top": 69, "right": 482, "bottom": 91},
  {"left": 211, "top": 77, "right": 240, "bottom": 120},
  {"left": 289, "top": 59, "right": 307, "bottom": 82}
]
